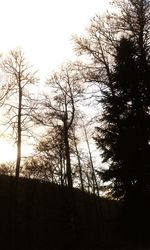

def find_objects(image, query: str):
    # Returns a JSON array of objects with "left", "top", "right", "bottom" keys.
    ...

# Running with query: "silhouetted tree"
[
  {"left": 0, "top": 162, "right": 15, "bottom": 176},
  {"left": 95, "top": 37, "right": 150, "bottom": 199},
  {"left": 73, "top": 0, "right": 150, "bottom": 199},
  {"left": 34, "top": 63, "right": 83, "bottom": 188},
  {"left": 24, "top": 125, "right": 66, "bottom": 184},
  {"left": 0, "top": 48, "right": 38, "bottom": 179},
  {"left": 24, "top": 124, "right": 96, "bottom": 193}
]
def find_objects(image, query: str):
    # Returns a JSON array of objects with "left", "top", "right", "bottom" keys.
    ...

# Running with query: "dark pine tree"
[
  {"left": 95, "top": 37, "right": 150, "bottom": 201},
  {"left": 95, "top": 37, "right": 150, "bottom": 242}
]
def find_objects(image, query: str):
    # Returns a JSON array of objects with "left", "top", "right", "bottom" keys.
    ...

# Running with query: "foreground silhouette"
[
  {"left": 0, "top": 175, "right": 121, "bottom": 250},
  {"left": 0, "top": 175, "right": 149, "bottom": 249}
]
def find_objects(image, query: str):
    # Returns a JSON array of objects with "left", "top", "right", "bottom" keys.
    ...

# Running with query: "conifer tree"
[
  {"left": 73, "top": 0, "right": 150, "bottom": 200},
  {"left": 95, "top": 37, "right": 150, "bottom": 199}
]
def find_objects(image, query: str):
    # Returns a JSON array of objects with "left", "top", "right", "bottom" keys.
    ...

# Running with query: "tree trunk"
[
  {"left": 72, "top": 129, "right": 84, "bottom": 192},
  {"left": 83, "top": 123, "right": 99, "bottom": 196},
  {"left": 64, "top": 122, "right": 73, "bottom": 188},
  {"left": 15, "top": 80, "right": 22, "bottom": 180}
]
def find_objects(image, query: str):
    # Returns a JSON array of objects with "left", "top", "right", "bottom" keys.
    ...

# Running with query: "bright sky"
[
  {"left": 0, "top": 0, "right": 110, "bottom": 77},
  {"left": 0, "top": 0, "right": 110, "bottom": 163}
]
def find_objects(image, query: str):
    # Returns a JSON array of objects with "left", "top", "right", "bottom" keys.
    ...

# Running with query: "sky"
[
  {"left": 0, "top": 0, "right": 110, "bottom": 163},
  {"left": 0, "top": 0, "right": 110, "bottom": 77}
]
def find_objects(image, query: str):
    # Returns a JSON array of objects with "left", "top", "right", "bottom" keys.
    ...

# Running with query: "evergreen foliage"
[{"left": 95, "top": 37, "right": 150, "bottom": 199}]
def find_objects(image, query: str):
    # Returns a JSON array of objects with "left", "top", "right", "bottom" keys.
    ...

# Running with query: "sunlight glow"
[
  {"left": 0, "top": 140, "right": 16, "bottom": 163},
  {"left": 0, "top": 0, "right": 110, "bottom": 163},
  {"left": 0, "top": 0, "right": 110, "bottom": 76},
  {"left": 0, "top": 139, "right": 34, "bottom": 164}
]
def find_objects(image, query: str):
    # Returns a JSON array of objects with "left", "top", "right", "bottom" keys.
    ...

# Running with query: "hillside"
[{"left": 0, "top": 175, "right": 121, "bottom": 250}]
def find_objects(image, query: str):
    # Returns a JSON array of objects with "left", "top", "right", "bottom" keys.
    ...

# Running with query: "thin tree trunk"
[
  {"left": 72, "top": 128, "right": 84, "bottom": 192},
  {"left": 64, "top": 122, "right": 73, "bottom": 188},
  {"left": 83, "top": 122, "right": 99, "bottom": 196},
  {"left": 16, "top": 80, "right": 22, "bottom": 180},
  {"left": 59, "top": 154, "right": 64, "bottom": 186}
]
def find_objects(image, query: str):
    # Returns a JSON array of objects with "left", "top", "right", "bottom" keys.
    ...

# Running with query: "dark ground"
[{"left": 0, "top": 175, "right": 148, "bottom": 250}]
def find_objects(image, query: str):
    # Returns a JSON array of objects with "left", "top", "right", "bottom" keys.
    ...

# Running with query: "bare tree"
[
  {"left": 36, "top": 63, "right": 83, "bottom": 188},
  {"left": 24, "top": 124, "right": 66, "bottom": 185},
  {"left": 74, "top": 0, "right": 150, "bottom": 199},
  {"left": 0, "top": 162, "right": 15, "bottom": 176},
  {"left": 0, "top": 48, "right": 38, "bottom": 179}
]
